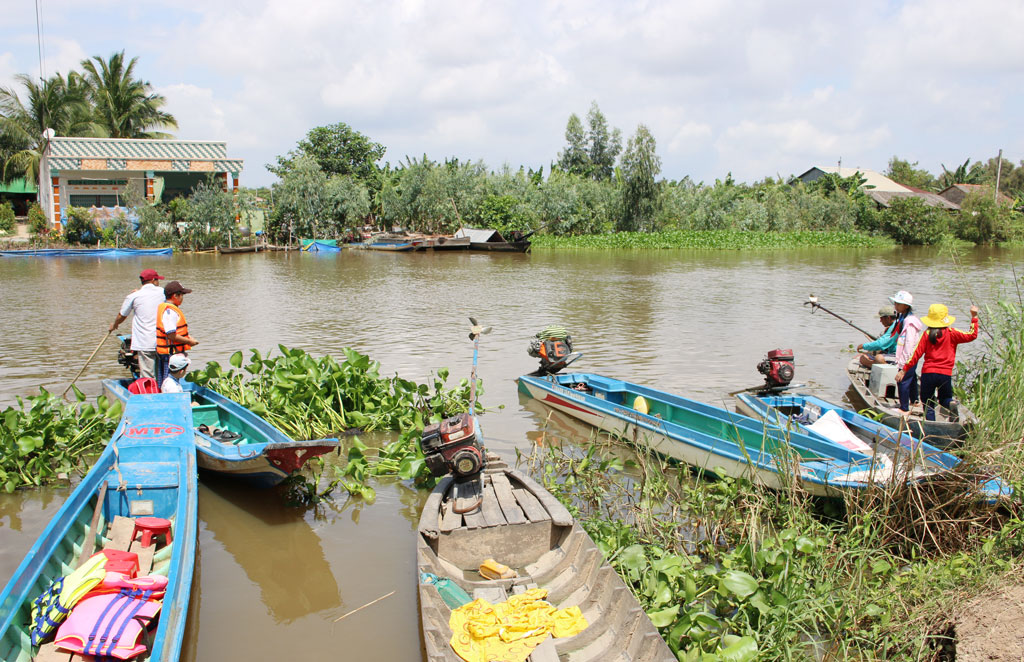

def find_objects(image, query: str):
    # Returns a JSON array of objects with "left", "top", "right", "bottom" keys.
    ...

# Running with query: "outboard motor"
[
  {"left": 116, "top": 334, "right": 140, "bottom": 379},
  {"left": 528, "top": 325, "right": 578, "bottom": 375},
  {"left": 419, "top": 412, "right": 487, "bottom": 481},
  {"left": 757, "top": 349, "right": 795, "bottom": 390}
]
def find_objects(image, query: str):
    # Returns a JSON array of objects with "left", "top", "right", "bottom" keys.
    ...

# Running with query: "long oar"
[
  {"left": 803, "top": 295, "right": 875, "bottom": 340},
  {"left": 62, "top": 330, "right": 112, "bottom": 398}
]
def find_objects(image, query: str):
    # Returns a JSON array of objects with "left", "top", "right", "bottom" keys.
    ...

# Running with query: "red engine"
[
  {"left": 757, "top": 349, "right": 795, "bottom": 389},
  {"left": 420, "top": 413, "right": 486, "bottom": 480}
]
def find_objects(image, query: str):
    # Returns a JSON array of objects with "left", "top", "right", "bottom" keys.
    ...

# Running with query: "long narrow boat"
[
  {"left": 418, "top": 455, "right": 676, "bottom": 661},
  {"left": 0, "top": 248, "right": 173, "bottom": 257},
  {"left": 102, "top": 378, "right": 339, "bottom": 488},
  {"left": 518, "top": 373, "right": 980, "bottom": 496},
  {"left": 216, "top": 244, "right": 259, "bottom": 254},
  {"left": 0, "top": 393, "right": 198, "bottom": 661},
  {"left": 845, "top": 357, "right": 973, "bottom": 448}
]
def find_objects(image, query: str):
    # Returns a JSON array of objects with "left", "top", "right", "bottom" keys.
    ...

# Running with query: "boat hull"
[
  {"left": 467, "top": 240, "right": 530, "bottom": 252},
  {"left": 0, "top": 393, "right": 198, "bottom": 662},
  {"left": 417, "top": 461, "right": 675, "bottom": 661},
  {"left": 518, "top": 373, "right": 944, "bottom": 496},
  {"left": 102, "top": 378, "right": 338, "bottom": 488}
]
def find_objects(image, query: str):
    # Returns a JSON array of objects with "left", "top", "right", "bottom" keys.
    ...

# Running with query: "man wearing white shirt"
[{"left": 109, "top": 268, "right": 166, "bottom": 378}]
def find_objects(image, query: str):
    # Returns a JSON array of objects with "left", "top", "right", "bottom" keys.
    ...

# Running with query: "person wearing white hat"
[
  {"left": 889, "top": 290, "right": 922, "bottom": 413},
  {"left": 161, "top": 354, "right": 191, "bottom": 394}
]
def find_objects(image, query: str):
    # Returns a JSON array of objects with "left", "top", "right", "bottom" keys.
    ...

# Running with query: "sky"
[{"left": 1, "top": 0, "right": 1022, "bottom": 188}]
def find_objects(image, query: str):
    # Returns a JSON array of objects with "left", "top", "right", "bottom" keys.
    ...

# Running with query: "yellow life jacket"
[{"left": 30, "top": 552, "right": 108, "bottom": 645}]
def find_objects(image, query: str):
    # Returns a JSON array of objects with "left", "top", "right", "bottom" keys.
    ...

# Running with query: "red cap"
[{"left": 139, "top": 269, "right": 165, "bottom": 281}]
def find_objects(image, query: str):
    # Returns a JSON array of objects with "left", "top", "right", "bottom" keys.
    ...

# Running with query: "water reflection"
[{"left": 199, "top": 477, "right": 341, "bottom": 624}]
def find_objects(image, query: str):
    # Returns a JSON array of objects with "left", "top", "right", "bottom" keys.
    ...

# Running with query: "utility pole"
[{"left": 994, "top": 148, "right": 1003, "bottom": 203}]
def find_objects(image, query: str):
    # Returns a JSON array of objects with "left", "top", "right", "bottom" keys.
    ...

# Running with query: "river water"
[{"left": 0, "top": 246, "right": 1019, "bottom": 659}]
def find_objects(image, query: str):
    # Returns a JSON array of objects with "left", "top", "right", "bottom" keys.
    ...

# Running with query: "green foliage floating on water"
[
  {"left": 0, "top": 388, "right": 122, "bottom": 492},
  {"left": 189, "top": 345, "right": 479, "bottom": 501},
  {"left": 531, "top": 229, "right": 893, "bottom": 250}
]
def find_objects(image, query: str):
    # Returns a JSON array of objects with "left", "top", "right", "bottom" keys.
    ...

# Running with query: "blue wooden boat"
[
  {"left": 0, "top": 393, "right": 198, "bottom": 661},
  {"left": 518, "top": 373, "right": 994, "bottom": 497},
  {"left": 102, "top": 378, "right": 339, "bottom": 489},
  {"left": 0, "top": 248, "right": 173, "bottom": 257}
]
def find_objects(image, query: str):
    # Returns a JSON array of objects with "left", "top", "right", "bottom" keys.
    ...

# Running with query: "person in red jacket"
[{"left": 895, "top": 303, "right": 979, "bottom": 421}]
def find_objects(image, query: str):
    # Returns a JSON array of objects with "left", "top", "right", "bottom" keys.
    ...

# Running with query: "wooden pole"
[
  {"left": 994, "top": 148, "right": 1003, "bottom": 203},
  {"left": 62, "top": 331, "right": 112, "bottom": 398},
  {"left": 332, "top": 591, "right": 395, "bottom": 622}
]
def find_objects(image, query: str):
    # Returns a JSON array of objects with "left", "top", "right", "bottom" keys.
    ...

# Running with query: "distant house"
[
  {"left": 794, "top": 166, "right": 959, "bottom": 210},
  {"left": 0, "top": 178, "right": 38, "bottom": 216},
  {"left": 40, "top": 136, "right": 244, "bottom": 227},
  {"left": 938, "top": 184, "right": 1014, "bottom": 207}
]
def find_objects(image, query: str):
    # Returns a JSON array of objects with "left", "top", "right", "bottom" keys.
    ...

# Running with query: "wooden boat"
[
  {"left": 845, "top": 358, "right": 973, "bottom": 448},
  {"left": 360, "top": 237, "right": 424, "bottom": 251},
  {"left": 417, "top": 456, "right": 676, "bottom": 661},
  {"left": 0, "top": 393, "right": 198, "bottom": 662},
  {"left": 518, "top": 373, "right": 972, "bottom": 496},
  {"left": 427, "top": 235, "right": 470, "bottom": 251},
  {"left": 0, "top": 247, "right": 173, "bottom": 257},
  {"left": 102, "top": 378, "right": 339, "bottom": 488},
  {"left": 454, "top": 228, "right": 532, "bottom": 253},
  {"left": 216, "top": 244, "right": 259, "bottom": 254}
]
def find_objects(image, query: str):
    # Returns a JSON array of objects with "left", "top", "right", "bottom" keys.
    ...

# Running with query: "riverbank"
[{"left": 531, "top": 229, "right": 894, "bottom": 250}]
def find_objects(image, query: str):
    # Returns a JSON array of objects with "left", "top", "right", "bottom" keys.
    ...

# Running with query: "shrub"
[
  {"left": 955, "top": 191, "right": 1021, "bottom": 244},
  {"left": 28, "top": 203, "right": 47, "bottom": 234},
  {"left": 0, "top": 201, "right": 14, "bottom": 234},
  {"left": 64, "top": 207, "right": 97, "bottom": 244},
  {"left": 879, "top": 197, "right": 948, "bottom": 245}
]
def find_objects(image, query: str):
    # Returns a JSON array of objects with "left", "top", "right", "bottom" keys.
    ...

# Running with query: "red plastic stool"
[{"left": 132, "top": 517, "right": 172, "bottom": 548}]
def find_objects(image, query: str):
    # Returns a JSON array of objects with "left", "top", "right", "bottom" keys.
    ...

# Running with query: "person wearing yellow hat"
[{"left": 896, "top": 303, "right": 979, "bottom": 421}]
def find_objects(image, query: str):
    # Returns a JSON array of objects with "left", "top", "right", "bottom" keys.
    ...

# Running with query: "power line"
[{"left": 35, "top": 0, "right": 47, "bottom": 81}]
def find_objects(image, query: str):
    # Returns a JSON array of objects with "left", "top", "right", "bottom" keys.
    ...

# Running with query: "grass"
[{"left": 531, "top": 230, "right": 895, "bottom": 251}]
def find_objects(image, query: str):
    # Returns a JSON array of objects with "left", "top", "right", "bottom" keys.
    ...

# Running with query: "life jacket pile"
[{"left": 31, "top": 548, "right": 168, "bottom": 659}]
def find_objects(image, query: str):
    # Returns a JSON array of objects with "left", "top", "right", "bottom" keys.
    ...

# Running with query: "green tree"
[
  {"left": 272, "top": 155, "right": 330, "bottom": 238},
  {"left": 886, "top": 156, "right": 936, "bottom": 191},
  {"left": 586, "top": 102, "right": 622, "bottom": 181},
  {"left": 0, "top": 201, "right": 14, "bottom": 233},
  {"left": 956, "top": 190, "right": 1020, "bottom": 243},
  {"left": 879, "top": 197, "right": 947, "bottom": 245},
  {"left": 939, "top": 158, "right": 985, "bottom": 188},
  {"left": 557, "top": 113, "right": 590, "bottom": 176},
  {"left": 181, "top": 179, "right": 234, "bottom": 248},
  {"left": 619, "top": 124, "right": 661, "bottom": 231},
  {"left": 80, "top": 51, "right": 177, "bottom": 138},
  {"left": 271, "top": 122, "right": 385, "bottom": 183},
  {"left": 0, "top": 73, "right": 98, "bottom": 182},
  {"left": 323, "top": 174, "right": 370, "bottom": 233}
]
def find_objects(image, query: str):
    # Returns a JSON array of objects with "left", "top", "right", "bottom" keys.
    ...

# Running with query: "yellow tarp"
[{"left": 448, "top": 588, "right": 588, "bottom": 662}]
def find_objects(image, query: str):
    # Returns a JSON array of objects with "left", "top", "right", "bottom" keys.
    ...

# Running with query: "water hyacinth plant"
[
  {"left": 0, "top": 387, "right": 122, "bottom": 492},
  {"left": 188, "top": 345, "right": 479, "bottom": 501}
]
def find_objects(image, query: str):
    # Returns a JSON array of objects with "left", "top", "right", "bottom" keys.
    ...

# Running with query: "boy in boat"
[
  {"left": 856, "top": 305, "right": 898, "bottom": 367},
  {"left": 161, "top": 354, "right": 190, "bottom": 393},
  {"left": 109, "top": 268, "right": 165, "bottom": 379},
  {"left": 156, "top": 281, "right": 199, "bottom": 385}
]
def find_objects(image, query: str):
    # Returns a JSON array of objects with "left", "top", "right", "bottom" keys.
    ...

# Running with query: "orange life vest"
[{"left": 156, "top": 302, "right": 189, "bottom": 355}]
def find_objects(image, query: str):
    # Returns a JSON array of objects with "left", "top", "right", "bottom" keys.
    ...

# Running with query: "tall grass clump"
[{"left": 532, "top": 229, "right": 892, "bottom": 250}]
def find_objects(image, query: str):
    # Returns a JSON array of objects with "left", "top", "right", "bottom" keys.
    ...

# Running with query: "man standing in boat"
[
  {"left": 156, "top": 281, "right": 199, "bottom": 385},
  {"left": 109, "top": 268, "right": 165, "bottom": 379}
]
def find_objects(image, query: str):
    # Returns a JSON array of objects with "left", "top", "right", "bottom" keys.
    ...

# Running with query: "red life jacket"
[{"left": 127, "top": 378, "right": 160, "bottom": 395}]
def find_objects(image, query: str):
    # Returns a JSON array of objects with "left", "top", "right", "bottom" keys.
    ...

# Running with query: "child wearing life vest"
[{"left": 896, "top": 303, "right": 979, "bottom": 421}]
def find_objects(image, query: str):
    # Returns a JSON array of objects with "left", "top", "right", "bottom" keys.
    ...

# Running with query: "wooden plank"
[
  {"left": 462, "top": 508, "right": 486, "bottom": 529},
  {"left": 473, "top": 587, "right": 507, "bottom": 603},
  {"left": 129, "top": 540, "right": 155, "bottom": 575},
  {"left": 77, "top": 483, "right": 107, "bottom": 567},
  {"left": 491, "top": 474, "right": 527, "bottom": 525},
  {"left": 513, "top": 489, "right": 549, "bottom": 523},
  {"left": 479, "top": 482, "right": 505, "bottom": 528},
  {"left": 104, "top": 516, "right": 136, "bottom": 552},
  {"left": 440, "top": 502, "right": 462, "bottom": 533},
  {"left": 34, "top": 643, "right": 72, "bottom": 662}
]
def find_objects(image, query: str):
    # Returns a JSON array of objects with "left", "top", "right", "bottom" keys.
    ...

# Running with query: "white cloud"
[{"left": 1, "top": 0, "right": 1021, "bottom": 186}]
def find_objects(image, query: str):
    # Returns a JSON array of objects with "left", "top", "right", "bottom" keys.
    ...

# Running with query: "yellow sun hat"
[{"left": 921, "top": 303, "right": 955, "bottom": 328}]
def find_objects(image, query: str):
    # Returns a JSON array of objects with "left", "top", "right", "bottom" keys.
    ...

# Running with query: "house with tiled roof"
[
  {"left": 938, "top": 184, "right": 1014, "bottom": 207},
  {"left": 40, "top": 136, "right": 244, "bottom": 226},
  {"left": 794, "top": 166, "right": 960, "bottom": 210}
]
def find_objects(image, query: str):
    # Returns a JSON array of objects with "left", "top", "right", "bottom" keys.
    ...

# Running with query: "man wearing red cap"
[{"left": 109, "top": 269, "right": 166, "bottom": 379}]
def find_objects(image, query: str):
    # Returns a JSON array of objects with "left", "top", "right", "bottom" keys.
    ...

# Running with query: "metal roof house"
[
  {"left": 40, "top": 136, "right": 244, "bottom": 226},
  {"left": 938, "top": 184, "right": 1014, "bottom": 207},
  {"left": 794, "top": 166, "right": 960, "bottom": 210}
]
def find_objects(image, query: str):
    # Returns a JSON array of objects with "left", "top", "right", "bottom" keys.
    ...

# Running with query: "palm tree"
[
  {"left": 80, "top": 51, "right": 178, "bottom": 139},
  {"left": 940, "top": 158, "right": 985, "bottom": 188},
  {"left": 0, "top": 72, "right": 98, "bottom": 182}
]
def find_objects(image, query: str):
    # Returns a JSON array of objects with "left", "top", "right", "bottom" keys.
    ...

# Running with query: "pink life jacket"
[{"left": 54, "top": 588, "right": 162, "bottom": 659}]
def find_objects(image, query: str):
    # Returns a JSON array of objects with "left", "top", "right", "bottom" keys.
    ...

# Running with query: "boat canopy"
[{"left": 454, "top": 228, "right": 503, "bottom": 243}]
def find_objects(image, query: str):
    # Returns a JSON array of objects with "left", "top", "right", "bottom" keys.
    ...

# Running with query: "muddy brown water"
[{"left": 1, "top": 246, "right": 1019, "bottom": 659}]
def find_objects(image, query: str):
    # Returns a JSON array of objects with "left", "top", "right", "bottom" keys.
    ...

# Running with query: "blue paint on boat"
[
  {"left": 518, "top": 372, "right": 1005, "bottom": 497},
  {"left": 102, "top": 378, "right": 339, "bottom": 488},
  {"left": 0, "top": 393, "right": 197, "bottom": 661},
  {"left": 0, "top": 248, "right": 172, "bottom": 257}
]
